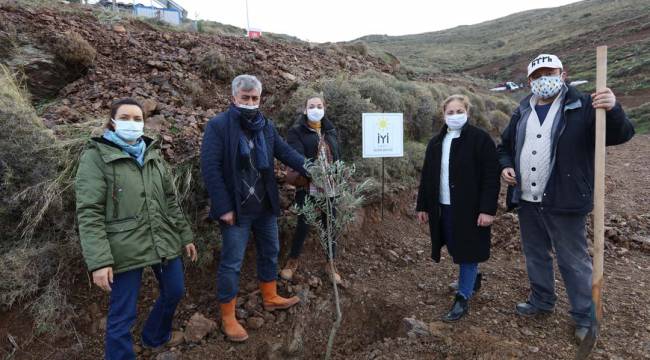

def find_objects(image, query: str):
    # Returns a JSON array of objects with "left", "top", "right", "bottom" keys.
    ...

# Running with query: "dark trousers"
[
  {"left": 217, "top": 210, "right": 279, "bottom": 303},
  {"left": 289, "top": 190, "right": 336, "bottom": 260},
  {"left": 105, "top": 257, "right": 184, "bottom": 360},
  {"left": 517, "top": 201, "right": 593, "bottom": 327}
]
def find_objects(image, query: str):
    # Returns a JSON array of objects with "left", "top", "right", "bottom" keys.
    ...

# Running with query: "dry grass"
[
  {"left": 198, "top": 50, "right": 234, "bottom": 82},
  {"left": 0, "top": 64, "right": 84, "bottom": 336},
  {"left": 50, "top": 30, "right": 96, "bottom": 69}
]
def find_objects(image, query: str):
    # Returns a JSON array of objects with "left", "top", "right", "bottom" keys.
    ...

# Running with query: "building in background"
[{"left": 97, "top": 0, "right": 187, "bottom": 26}]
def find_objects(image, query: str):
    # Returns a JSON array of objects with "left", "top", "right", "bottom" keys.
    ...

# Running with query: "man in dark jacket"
[
  {"left": 200, "top": 74, "right": 308, "bottom": 342},
  {"left": 497, "top": 54, "right": 635, "bottom": 344}
]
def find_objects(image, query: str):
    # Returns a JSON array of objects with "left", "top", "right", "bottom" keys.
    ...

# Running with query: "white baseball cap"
[{"left": 527, "top": 54, "right": 563, "bottom": 77}]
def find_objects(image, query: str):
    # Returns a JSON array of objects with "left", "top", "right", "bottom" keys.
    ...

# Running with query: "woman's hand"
[
  {"left": 501, "top": 167, "right": 517, "bottom": 186},
  {"left": 417, "top": 211, "right": 429, "bottom": 224},
  {"left": 93, "top": 267, "right": 114, "bottom": 292},
  {"left": 477, "top": 213, "right": 495, "bottom": 227},
  {"left": 185, "top": 243, "right": 198, "bottom": 262}
]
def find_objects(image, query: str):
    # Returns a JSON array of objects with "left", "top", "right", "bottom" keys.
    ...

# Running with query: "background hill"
[{"left": 360, "top": 0, "right": 650, "bottom": 131}]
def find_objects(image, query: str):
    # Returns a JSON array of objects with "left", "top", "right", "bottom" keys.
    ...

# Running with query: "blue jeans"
[
  {"left": 106, "top": 257, "right": 185, "bottom": 360},
  {"left": 217, "top": 210, "right": 279, "bottom": 303},
  {"left": 441, "top": 204, "right": 479, "bottom": 300}
]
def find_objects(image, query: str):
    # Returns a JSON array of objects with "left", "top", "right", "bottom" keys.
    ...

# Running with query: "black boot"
[{"left": 443, "top": 294, "right": 469, "bottom": 322}]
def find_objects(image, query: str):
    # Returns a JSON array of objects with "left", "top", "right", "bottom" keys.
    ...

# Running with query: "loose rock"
[{"left": 184, "top": 312, "right": 217, "bottom": 343}]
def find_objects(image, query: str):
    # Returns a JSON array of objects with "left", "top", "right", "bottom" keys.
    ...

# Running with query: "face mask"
[
  {"left": 111, "top": 119, "right": 144, "bottom": 142},
  {"left": 306, "top": 108, "right": 324, "bottom": 122},
  {"left": 445, "top": 113, "right": 467, "bottom": 130},
  {"left": 236, "top": 103, "right": 260, "bottom": 122},
  {"left": 531, "top": 75, "right": 563, "bottom": 99}
]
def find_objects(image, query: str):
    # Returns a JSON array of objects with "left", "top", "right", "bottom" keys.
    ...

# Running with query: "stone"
[
  {"left": 167, "top": 330, "right": 184, "bottom": 347},
  {"left": 308, "top": 276, "right": 322, "bottom": 288},
  {"left": 384, "top": 249, "right": 399, "bottom": 263},
  {"left": 155, "top": 351, "right": 179, "bottom": 360},
  {"left": 521, "top": 327, "right": 534, "bottom": 336},
  {"left": 142, "top": 98, "right": 158, "bottom": 117},
  {"left": 97, "top": 317, "right": 107, "bottom": 332},
  {"left": 184, "top": 312, "right": 217, "bottom": 343},
  {"left": 112, "top": 24, "right": 127, "bottom": 33},
  {"left": 280, "top": 72, "right": 297, "bottom": 82},
  {"left": 276, "top": 311, "right": 287, "bottom": 324},
  {"left": 402, "top": 317, "right": 430, "bottom": 337},
  {"left": 236, "top": 308, "right": 249, "bottom": 320},
  {"left": 244, "top": 297, "right": 260, "bottom": 312},
  {"left": 427, "top": 321, "right": 451, "bottom": 337},
  {"left": 247, "top": 316, "right": 265, "bottom": 330}
]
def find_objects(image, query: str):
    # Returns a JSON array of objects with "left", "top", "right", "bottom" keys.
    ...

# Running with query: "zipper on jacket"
[
  {"left": 140, "top": 166, "right": 163, "bottom": 261},
  {"left": 112, "top": 163, "right": 119, "bottom": 218}
]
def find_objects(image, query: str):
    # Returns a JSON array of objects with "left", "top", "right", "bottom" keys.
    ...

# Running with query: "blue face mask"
[{"left": 112, "top": 119, "right": 144, "bottom": 142}]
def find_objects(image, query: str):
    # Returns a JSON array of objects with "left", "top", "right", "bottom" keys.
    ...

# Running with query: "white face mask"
[
  {"left": 112, "top": 119, "right": 144, "bottom": 142},
  {"left": 306, "top": 108, "right": 325, "bottom": 122},
  {"left": 445, "top": 113, "right": 468, "bottom": 130},
  {"left": 236, "top": 103, "right": 259, "bottom": 110}
]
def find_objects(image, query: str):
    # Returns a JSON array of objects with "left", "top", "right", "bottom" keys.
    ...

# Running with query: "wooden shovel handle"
[{"left": 592, "top": 46, "right": 607, "bottom": 322}]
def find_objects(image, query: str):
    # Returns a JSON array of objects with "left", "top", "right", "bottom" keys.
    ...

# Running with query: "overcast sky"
[{"left": 167, "top": 0, "right": 581, "bottom": 42}]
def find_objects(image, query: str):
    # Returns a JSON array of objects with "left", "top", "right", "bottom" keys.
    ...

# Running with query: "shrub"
[
  {"left": 628, "top": 102, "right": 650, "bottom": 134},
  {"left": 392, "top": 81, "right": 436, "bottom": 141},
  {"left": 50, "top": 31, "right": 96, "bottom": 69},
  {"left": 351, "top": 76, "right": 402, "bottom": 112},
  {"left": 268, "top": 85, "right": 320, "bottom": 134},
  {"left": 319, "top": 78, "right": 377, "bottom": 159},
  {"left": 198, "top": 50, "right": 234, "bottom": 82},
  {"left": 182, "top": 78, "right": 213, "bottom": 109},
  {"left": 496, "top": 99, "right": 513, "bottom": 114},
  {"left": 343, "top": 40, "right": 369, "bottom": 56},
  {"left": 488, "top": 109, "right": 511, "bottom": 134}
]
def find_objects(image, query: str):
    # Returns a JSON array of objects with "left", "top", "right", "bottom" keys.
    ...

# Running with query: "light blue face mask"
[{"left": 112, "top": 119, "right": 144, "bottom": 142}]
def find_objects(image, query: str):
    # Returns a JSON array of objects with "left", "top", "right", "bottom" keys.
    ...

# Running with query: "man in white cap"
[{"left": 497, "top": 54, "right": 634, "bottom": 343}]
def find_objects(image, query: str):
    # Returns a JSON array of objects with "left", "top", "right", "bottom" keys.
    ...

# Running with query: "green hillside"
[{"left": 360, "top": 0, "right": 650, "bottom": 131}]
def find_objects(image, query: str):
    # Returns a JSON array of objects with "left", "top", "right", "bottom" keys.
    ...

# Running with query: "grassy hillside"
[{"left": 360, "top": 0, "right": 650, "bottom": 132}]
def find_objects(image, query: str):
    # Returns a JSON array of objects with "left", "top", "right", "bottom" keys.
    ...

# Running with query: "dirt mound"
[{"left": 0, "top": 2, "right": 391, "bottom": 163}]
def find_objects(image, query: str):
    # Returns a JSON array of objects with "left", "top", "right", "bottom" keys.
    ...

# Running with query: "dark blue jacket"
[
  {"left": 200, "top": 106, "right": 307, "bottom": 222},
  {"left": 497, "top": 85, "right": 635, "bottom": 215}
]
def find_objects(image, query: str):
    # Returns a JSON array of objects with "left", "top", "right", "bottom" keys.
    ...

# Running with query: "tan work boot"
[
  {"left": 219, "top": 298, "right": 248, "bottom": 342},
  {"left": 280, "top": 258, "right": 300, "bottom": 281},
  {"left": 324, "top": 262, "right": 342, "bottom": 285},
  {"left": 260, "top": 280, "right": 300, "bottom": 311}
]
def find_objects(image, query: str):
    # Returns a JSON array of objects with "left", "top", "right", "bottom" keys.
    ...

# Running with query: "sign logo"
[
  {"left": 377, "top": 118, "right": 389, "bottom": 144},
  {"left": 362, "top": 113, "right": 403, "bottom": 158}
]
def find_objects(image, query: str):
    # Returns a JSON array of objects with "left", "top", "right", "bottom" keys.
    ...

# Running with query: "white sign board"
[{"left": 362, "top": 113, "right": 404, "bottom": 158}]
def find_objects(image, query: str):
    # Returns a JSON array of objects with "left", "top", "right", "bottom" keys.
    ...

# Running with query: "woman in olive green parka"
[{"left": 75, "top": 98, "right": 197, "bottom": 360}]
